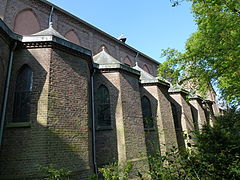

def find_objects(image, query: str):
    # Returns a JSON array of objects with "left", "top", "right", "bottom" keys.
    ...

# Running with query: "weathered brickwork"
[
  {"left": 0, "top": 34, "right": 10, "bottom": 120},
  {"left": 93, "top": 72, "right": 119, "bottom": 167},
  {"left": 140, "top": 85, "right": 162, "bottom": 156},
  {"left": 189, "top": 98, "right": 207, "bottom": 130},
  {"left": 141, "top": 84, "right": 178, "bottom": 154},
  {"left": 0, "top": 47, "right": 51, "bottom": 179},
  {"left": 0, "top": 1, "right": 220, "bottom": 179},
  {"left": 170, "top": 92, "right": 195, "bottom": 148},
  {"left": 118, "top": 72, "right": 149, "bottom": 172},
  {"left": 0, "top": 42, "right": 93, "bottom": 178},
  {"left": 2, "top": 0, "right": 159, "bottom": 76},
  {"left": 47, "top": 49, "right": 92, "bottom": 177}
]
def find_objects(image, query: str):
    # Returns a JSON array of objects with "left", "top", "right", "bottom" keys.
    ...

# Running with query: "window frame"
[
  {"left": 95, "top": 85, "right": 112, "bottom": 130},
  {"left": 12, "top": 64, "right": 33, "bottom": 124},
  {"left": 141, "top": 95, "right": 154, "bottom": 130}
]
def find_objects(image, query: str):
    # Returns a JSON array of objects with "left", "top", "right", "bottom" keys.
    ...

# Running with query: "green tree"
[
  {"left": 161, "top": 0, "right": 240, "bottom": 104},
  {"left": 193, "top": 108, "right": 240, "bottom": 179},
  {"left": 143, "top": 109, "right": 240, "bottom": 179}
]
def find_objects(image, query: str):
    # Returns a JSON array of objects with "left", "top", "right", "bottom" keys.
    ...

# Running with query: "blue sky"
[{"left": 48, "top": 0, "right": 196, "bottom": 63}]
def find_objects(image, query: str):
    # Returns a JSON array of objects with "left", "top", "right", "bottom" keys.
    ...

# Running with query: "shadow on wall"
[
  {"left": 169, "top": 98, "right": 185, "bottom": 150},
  {"left": 140, "top": 87, "right": 161, "bottom": 156},
  {"left": 0, "top": 57, "right": 5, "bottom": 111},
  {"left": 190, "top": 104, "right": 199, "bottom": 131},
  {"left": 93, "top": 73, "right": 119, "bottom": 168},
  {"left": 0, "top": 123, "right": 90, "bottom": 179},
  {"left": 0, "top": 48, "right": 91, "bottom": 179}
]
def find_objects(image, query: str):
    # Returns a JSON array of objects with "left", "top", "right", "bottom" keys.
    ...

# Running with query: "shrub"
[{"left": 38, "top": 164, "right": 71, "bottom": 180}]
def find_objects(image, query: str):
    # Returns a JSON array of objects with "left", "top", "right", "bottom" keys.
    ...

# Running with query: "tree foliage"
[
  {"left": 160, "top": 0, "right": 240, "bottom": 104},
  {"left": 91, "top": 109, "right": 240, "bottom": 179},
  {"left": 142, "top": 109, "right": 240, "bottom": 179}
]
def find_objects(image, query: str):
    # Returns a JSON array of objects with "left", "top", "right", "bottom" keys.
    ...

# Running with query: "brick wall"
[
  {"left": 0, "top": 45, "right": 93, "bottom": 179},
  {"left": 93, "top": 72, "right": 119, "bottom": 167},
  {"left": 93, "top": 70, "right": 149, "bottom": 174},
  {"left": 0, "top": 47, "right": 51, "bottom": 179},
  {"left": 0, "top": 34, "right": 10, "bottom": 121},
  {"left": 141, "top": 84, "right": 178, "bottom": 153},
  {"left": 189, "top": 99, "right": 207, "bottom": 130},
  {"left": 3, "top": 0, "right": 159, "bottom": 76},
  {"left": 140, "top": 85, "right": 161, "bottom": 155},
  {"left": 47, "top": 48, "right": 92, "bottom": 177},
  {"left": 0, "top": 0, "right": 8, "bottom": 20},
  {"left": 170, "top": 93, "right": 195, "bottom": 148},
  {"left": 119, "top": 72, "right": 148, "bottom": 172}
]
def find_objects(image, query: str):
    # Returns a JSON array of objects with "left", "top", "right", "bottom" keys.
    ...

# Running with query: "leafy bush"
[
  {"left": 144, "top": 108, "right": 240, "bottom": 179},
  {"left": 90, "top": 162, "right": 133, "bottom": 180},
  {"left": 193, "top": 108, "right": 240, "bottom": 179},
  {"left": 38, "top": 164, "right": 71, "bottom": 180},
  {"left": 90, "top": 109, "right": 240, "bottom": 179}
]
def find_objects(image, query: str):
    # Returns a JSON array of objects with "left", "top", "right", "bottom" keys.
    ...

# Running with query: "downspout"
[
  {"left": 91, "top": 68, "right": 97, "bottom": 173},
  {"left": 0, "top": 41, "right": 17, "bottom": 147}
]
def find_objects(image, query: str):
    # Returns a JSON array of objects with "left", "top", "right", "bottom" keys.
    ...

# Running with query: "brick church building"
[{"left": 0, "top": 0, "right": 220, "bottom": 179}]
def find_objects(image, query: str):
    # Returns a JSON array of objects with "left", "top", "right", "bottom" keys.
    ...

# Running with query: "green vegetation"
[
  {"left": 92, "top": 109, "right": 240, "bottom": 179},
  {"left": 89, "top": 162, "right": 133, "bottom": 180},
  {"left": 161, "top": 0, "right": 240, "bottom": 104},
  {"left": 38, "top": 164, "right": 71, "bottom": 180}
]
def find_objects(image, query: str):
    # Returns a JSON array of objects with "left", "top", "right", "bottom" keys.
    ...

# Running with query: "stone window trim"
[
  {"left": 96, "top": 125, "right": 113, "bottom": 131},
  {"left": 6, "top": 122, "right": 31, "bottom": 128}
]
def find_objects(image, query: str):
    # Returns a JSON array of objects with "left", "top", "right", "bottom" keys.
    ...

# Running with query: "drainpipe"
[
  {"left": 91, "top": 69, "right": 97, "bottom": 173},
  {"left": 0, "top": 41, "right": 17, "bottom": 148}
]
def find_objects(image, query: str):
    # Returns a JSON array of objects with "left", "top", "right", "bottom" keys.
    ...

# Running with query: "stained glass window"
[
  {"left": 171, "top": 103, "right": 180, "bottom": 129},
  {"left": 95, "top": 85, "right": 111, "bottom": 127},
  {"left": 141, "top": 96, "right": 153, "bottom": 129},
  {"left": 13, "top": 65, "right": 33, "bottom": 122}
]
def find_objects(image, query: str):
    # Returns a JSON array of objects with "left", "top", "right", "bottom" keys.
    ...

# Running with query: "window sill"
[
  {"left": 6, "top": 122, "right": 31, "bottom": 128},
  {"left": 144, "top": 128, "right": 155, "bottom": 131},
  {"left": 96, "top": 126, "right": 113, "bottom": 131}
]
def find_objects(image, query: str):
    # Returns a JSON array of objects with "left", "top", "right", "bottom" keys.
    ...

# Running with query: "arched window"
[
  {"left": 13, "top": 65, "right": 33, "bottom": 122},
  {"left": 141, "top": 96, "right": 153, "bottom": 129},
  {"left": 95, "top": 85, "right": 111, "bottom": 127},
  {"left": 171, "top": 103, "right": 180, "bottom": 130}
]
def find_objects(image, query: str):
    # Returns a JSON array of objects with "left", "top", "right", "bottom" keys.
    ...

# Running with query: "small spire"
[
  {"left": 48, "top": 6, "right": 54, "bottom": 28},
  {"left": 49, "top": 22, "right": 53, "bottom": 28},
  {"left": 135, "top": 61, "right": 139, "bottom": 67},
  {"left": 102, "top": 46, "right": 105, "bottom": 51}
]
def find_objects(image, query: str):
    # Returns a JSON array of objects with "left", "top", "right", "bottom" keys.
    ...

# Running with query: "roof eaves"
[
  {"left": 0, "top": 18, "right": 22, "bottom": 41},
  {"left": 22, "top": 35, "right": 92, "bottom": 56},
  {"left": 95, "top": 63, "right": 140, "bottom": 76}
]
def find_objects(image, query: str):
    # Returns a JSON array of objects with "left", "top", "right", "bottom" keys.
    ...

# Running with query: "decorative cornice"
[
  {"left": 21, "top": 35, "right": 92, "bottom": 57},
  {"left": 94, "top": 63, "right": 140, "bottom": 77},
  {"left": 141, "top": 79, "right": 170, "bottom": 87}
]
